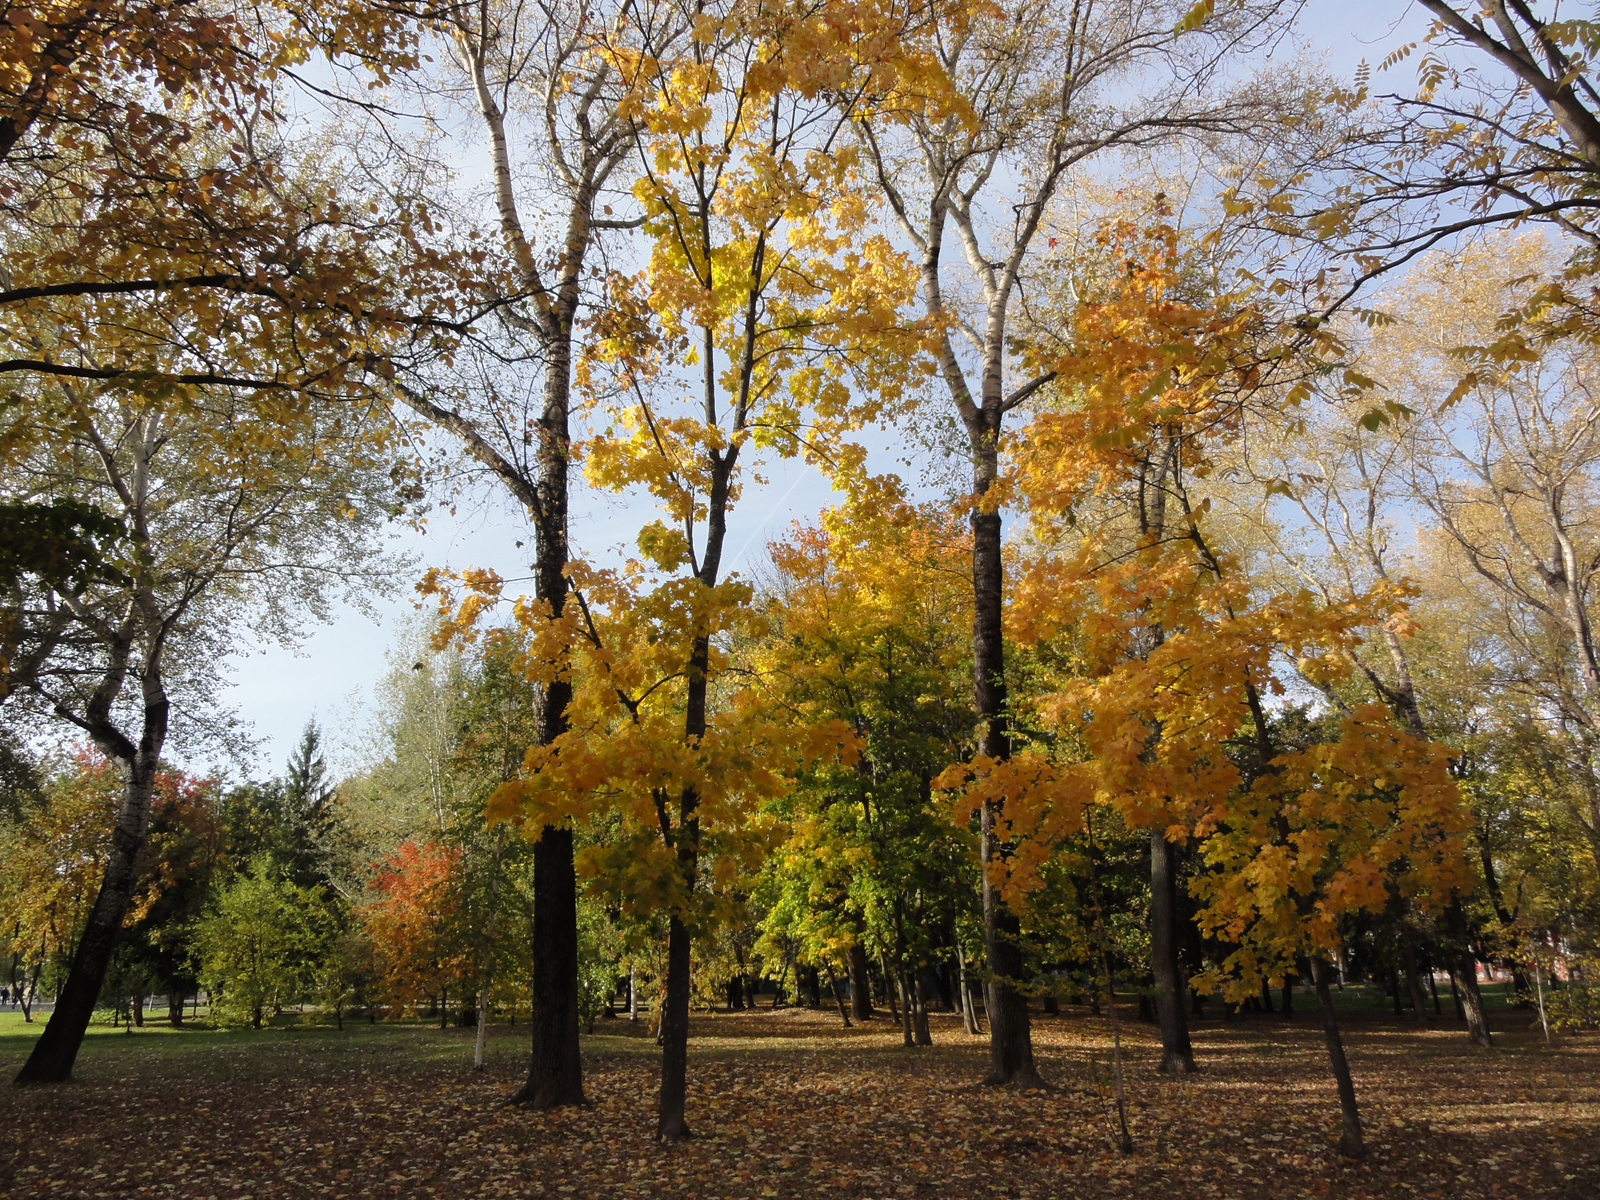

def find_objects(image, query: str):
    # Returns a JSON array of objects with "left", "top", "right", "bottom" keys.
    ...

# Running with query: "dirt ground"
[{"left": 1, "top": 1002, "right": 1596, "bottom": 1198}]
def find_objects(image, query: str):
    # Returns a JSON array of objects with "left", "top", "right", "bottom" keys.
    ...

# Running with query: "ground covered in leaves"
[{"left": 1, "top": 999, "right": 1596, "bottom": 1199}]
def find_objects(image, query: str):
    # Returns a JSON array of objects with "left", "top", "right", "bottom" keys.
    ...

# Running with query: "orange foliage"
[{"left": 362, "top": 840, "right": 472, "bottom": 1016}]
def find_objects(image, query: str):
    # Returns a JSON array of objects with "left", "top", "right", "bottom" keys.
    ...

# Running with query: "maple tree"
[
  {"left": 928, "top": 207, "right": 1473, "bottom": 1154},
  {"left": 848, "top": 0, "right": 1306, "bottom": 1087},
  {"left": 362, "top": 839, "right": 476, "bottom": 1022},
  {"left": 319, "top": 0, "right": 662, "bottom": 1109}
]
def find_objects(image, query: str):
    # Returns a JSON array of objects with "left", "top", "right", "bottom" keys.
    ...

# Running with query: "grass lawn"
[{"left": 0, "top": 1000, "right": 1595, "bottom": 1198}]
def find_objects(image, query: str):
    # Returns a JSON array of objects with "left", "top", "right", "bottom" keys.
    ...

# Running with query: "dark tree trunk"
[
  {"left": 1150, "top": 831, "right": 1197, "bottom": 1071},
  {"left": 911, "top": 974, "right": 932, "bottom": 1046},
  {"left": 657, "top": 607, "right": 713, "bottom": 1141},
  {"left": 1476, "top": 842, "right": 1534, "bottom": 1002},
  {"left": 897, "top": 968, "right": 914, "bottom": 1047},
  {"left": 956, "top": 942, "right": 981, "bottom": 1033},
  {"left": 1281, "top": 977, "right": 1293, "bottom": 1019},
  {"left": 824, "top": 964, "right": 852, "bottom": 1027},
  {"left": 931, "top": 961, "right": 954, "bottom": 1012},
  {"left": 1401, "top": 933, "right": 1430, "bottom": 1027},
  {"left": 1261, "top": 977, "right": 1277, "bottom": 1015},
  {"left": 657, "top": 913, "right": 694, "bottom": 1141},
  {"left": 974, "top": 499, "right": 1041, "bottom": 1088},
  {"left": 1427, "top": 966, "right": 1442, "bottom": 1015},
  {"left": 509, "top": 825, "right": 585, "bottom": 1107},
  {"left": 849, "top": 943, "right": 873, "bottom": 1019},
  {"left": 1310, "top": 957, "right": 1365, "bottom": 1159},
  {"left": 16, "top": 714, "right": 164, "bottom": 1084},
  {"left": 167, "top": 992, "right": 184, "bottom": 1027},
  {"left": 1447, "top": 965, "right": 1467, "bottom": 1021},
  {"left": 508, "top": 306, "right": 586, "bottom": 1107},
  {"left": 726, "top": 976, "right": 744, "bottom": 1011},
  {"left": 1445, "top": 899, "right": 1493, "bottom": 1046}
]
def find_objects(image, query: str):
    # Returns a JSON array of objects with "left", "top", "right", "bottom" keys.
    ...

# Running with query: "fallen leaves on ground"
[{"left": 1, "top": 1004, "right": 1596, "bottom": 1198}]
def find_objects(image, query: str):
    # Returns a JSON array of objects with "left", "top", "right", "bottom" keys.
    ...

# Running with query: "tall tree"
[
  {"left": 851, "top": 0, "right": 1299, "bottom": 1086},
  {"left": 357, "top": 0, "right": 654, "bottom": 1109},
  {"left": 3, "top": 343, "right": 396, "bottom": 1083}
]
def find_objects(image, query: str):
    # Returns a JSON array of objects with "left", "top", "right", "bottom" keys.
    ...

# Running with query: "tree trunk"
[
  {"left": 1445, "top": 899, "right": 1493, "bottom": 1046},
  {"left": 167, "top": 992, "right": 184, "bottom": 1027},
  {"left": 848, "top": 942, "right": 873, "bottom": 1020},
  {"left": 16, "top": 738, "right": 163, "bottom": 1084},
  {"left": 1150, "top": 830, "right": 1197, "bottom": 1071},
  {"left": 911, "top": 975, "right": 932, "bottom": 1046},
  {"left": 824, "top": 964, "right": 852, "bottom": 1027},
  {"left": 974, "top": 497, "right": 1042, "bottom": 1088},
  {"left": 897, "top": 967, "right": 914, "bottom": 1047},
  {"left": 956, "top": 943, "right": 981, "bottom": 1034},
  {"left": 628, "top": 966, "right": 638, "bottom": 1021},
  {"left": 1401, "top": 932, "right": 1430, "bottom": 1028},
  {"left": 509, "top": 825, "right": 585, "bottom": 1106},
  {"left": 656, "top": 913, "right": 694, "bottom": 1142},
  {"left": 474, "top": 828, "right": 507, "bottom": 1071},
  {"left": 1447, "top": 965, "right": 1467, "bottom": 1021},
  {"left": 1310, "top": 956, "right": 1365, "bottom": 1159},
  {"left": 131, "top": 993, "right": 144, "bottom": 1028}
]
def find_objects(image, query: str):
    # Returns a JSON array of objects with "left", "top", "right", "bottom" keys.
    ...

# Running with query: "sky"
[{"left": 216, "top": 1, "right": 1436, "bottom": 780}]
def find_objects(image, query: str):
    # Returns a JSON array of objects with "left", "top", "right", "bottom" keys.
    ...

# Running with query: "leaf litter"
[{"left": 1, "top": 1004, "right": 1595, "bottom": 1198}]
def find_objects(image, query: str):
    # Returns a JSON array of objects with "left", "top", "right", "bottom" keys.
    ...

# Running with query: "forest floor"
[{"left": 0, "top": 1000, "right": 1596, "bottom": 1199}]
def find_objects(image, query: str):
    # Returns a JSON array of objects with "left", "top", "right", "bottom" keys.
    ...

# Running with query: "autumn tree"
[
  {"left": 1234, "top": 2, "right": 1600, "bottom": 316},
  {"left": 932, "top": 203, "right": 1479, "bottom": 1156},
  {"left": 320, "top": 0, "right": 665, "bottom": 1108},
  {"left": 363, "top": 839, "right": 477, "bottom": 1021},
  {"left": 426, "top": 0, "right": 940, "bottom": 1138},
  {"left": 849, "top": 0, "right": 1304, "bottom": 1086},
  {"left": 3, "top": 354, "right": 398, "bottom": 1083}
]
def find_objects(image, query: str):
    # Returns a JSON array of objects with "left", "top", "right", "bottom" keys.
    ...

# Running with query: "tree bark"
[
  {"left": 823, "top": 964, "right": 852, "bottom": 1027},
  {"left": 911, "top": 974, "right": 932, "bottom": 1046},
  {"left": 509, "top": 825, "right": 584, "bottom": 1106},
  {"left": 16, "top": 699, "right": 165, "bottom": 1084},
  {"left": 656, "top": 913, "right": 694, "bottom": 1142},
  {"left": 973, "top": 499, "right": 1042, "bottom": 1088},
  {"left": 1445, "top": 898, "right": 1493, "bottom": 1046},
  {"left": 897, "top": 967, "right": 914, "bottom": 1047},
  {"left": 1150, "top": 830, "right": 1197, "bottom": 1072},
  {"left": 848, "top": 942, "right": 873, "bottom": 1019},
  {"left": 473, "top": 827, "right": 506, "bottom": 1070},
  {"left": 1401, "top": 930, "right": 1430, "bottom": 1028},
  {"left": 956, "top": 942, "right": 981, "bottom": 1034},
  {"left": 508, "top": 304, "right": 587, "bottom": 1104},
  {"left": 657, "top": 614, "right": 711, "bottom": 1141},
  {"left": 1311, "top": 956, "right": 1365, "bottom": 1159}
]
